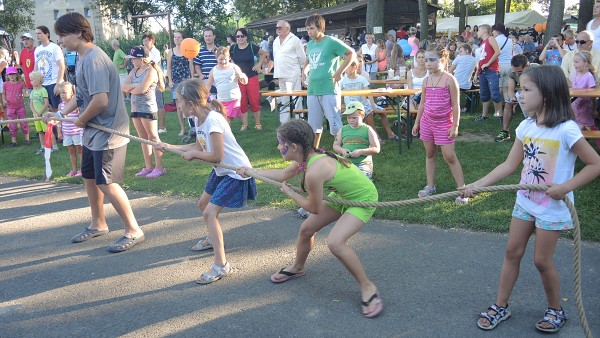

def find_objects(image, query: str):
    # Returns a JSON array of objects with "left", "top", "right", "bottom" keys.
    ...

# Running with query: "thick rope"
[{"left": 2, "top": 116, "right": 593, "bottom": 338}]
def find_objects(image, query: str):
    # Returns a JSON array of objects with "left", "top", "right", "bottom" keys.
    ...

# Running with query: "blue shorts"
[
  {"left": 478, "top": 69, "right": 502, "bottom": 103},
  {"left": 512, "top": 203, "right": 573, "bottom": 231},
  {"left": 204, "top": 170, "right": 257, "bottom": 208},
  {"left": 81, "top": 145, "right": 127, "bottom": 185}
]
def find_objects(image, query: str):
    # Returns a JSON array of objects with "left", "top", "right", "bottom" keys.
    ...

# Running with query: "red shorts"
[{"left": 239, "top": 76, "right": 261, "bottom": 113}]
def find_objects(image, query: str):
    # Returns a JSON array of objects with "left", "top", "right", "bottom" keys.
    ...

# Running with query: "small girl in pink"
[
  {"left": 411, "top": 46, "right": 469, "bottom": 204},
  {"left": 57, "top": 82, "right": 83, "bottom": 177},
  {"left": 1, "top": 67, "right": 30, "bottom": 147},
  {"left": 206, "top": 46, "right": 248, "bottom": 123},
  {"left": 570, "top": 51, "right": 600, "bottom": 148}
]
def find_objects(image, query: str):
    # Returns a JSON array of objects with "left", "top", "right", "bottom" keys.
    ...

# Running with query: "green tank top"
[
  {"left": 306, "top": 154, "right": 378, "bottom": 202},
  {"left": 341, "top": 124, "right": 372, "bottom": 165}
]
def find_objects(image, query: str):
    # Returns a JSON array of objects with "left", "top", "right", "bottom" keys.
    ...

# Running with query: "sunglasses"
[
  {"left": 424, "top": 56, "right": 439, "bottom": 62},
  {"left": 275, "top": 26, "right": 283, "bottom": 30},
  {"left": 236, "top": 35, "right": 246, "bottom": 38},
  {"left": 575, "top": 40, "right": 589, "bottom": 45}
]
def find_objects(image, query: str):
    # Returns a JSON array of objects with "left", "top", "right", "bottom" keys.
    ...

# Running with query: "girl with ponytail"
[{"left": 237, "top": 119, "right": 383, "bottom": 318}]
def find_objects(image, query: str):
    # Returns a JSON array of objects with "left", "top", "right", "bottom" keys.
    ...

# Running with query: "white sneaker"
[
  {"left": 158, "top": 128, "right": 167, "bottom": 134},
  {"left": 297, "top": 207, "right": 310, "bottom": 219}
]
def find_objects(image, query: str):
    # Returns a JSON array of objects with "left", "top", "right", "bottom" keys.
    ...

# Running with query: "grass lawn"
[{"left": 1, "top": 91, "right": 599, "bottom": 241}]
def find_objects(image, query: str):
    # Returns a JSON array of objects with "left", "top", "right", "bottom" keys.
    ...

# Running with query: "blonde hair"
[
  {"left": 29, "top": 71, "right": 44, "bottom": 84},
  {"left": 176, "top": 79, "right": 226, "bottom": 118},
  {"left": 57, "top": 81, "right": 74, "bottom": 93},
  {"left": 215, "top": 46, "right": 231, "bottom": 58},
  {"left": 574, "top": 50, "right": 597, "bottom": 77}
]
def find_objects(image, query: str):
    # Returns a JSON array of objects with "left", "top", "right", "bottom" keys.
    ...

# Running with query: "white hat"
[{"left": 21, "top": 33, "right": 33, "bottom": 39}]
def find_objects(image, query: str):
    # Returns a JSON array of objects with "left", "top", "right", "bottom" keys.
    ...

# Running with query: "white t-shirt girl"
[{"left": 195, "top": 110, "right": 252, "bottom": 180}]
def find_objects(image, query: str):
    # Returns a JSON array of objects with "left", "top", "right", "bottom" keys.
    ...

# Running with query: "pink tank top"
[
  {"left": 408, "top": 37, "right": 419, "bottom": 56},
  {"left": 423, "top": 74, "right": 453, "bottom": 121}
]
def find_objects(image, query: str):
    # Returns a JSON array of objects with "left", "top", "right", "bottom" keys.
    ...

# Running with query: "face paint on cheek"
[{"left": 277, "top": 135, "right": 289, "bottom": 155}]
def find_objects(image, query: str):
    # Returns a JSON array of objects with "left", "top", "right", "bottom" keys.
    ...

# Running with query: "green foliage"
[
  {"left": 233, "top": 0, "right": 354, "bottom": 22},
  {"left": 0, "top": 0, "right": 35, "bottom": 49},
  {"left": 439, "top": 0, "right": 531, "bottom": 19},
  {"left": 91, "top": 0, "right": 161, "bottom": 35},
  {"left": 166, "top": 0, "right": 230, "bottom": 41},
  {"left": 96, "top": 30, "right": 171, "bottom": 59}
]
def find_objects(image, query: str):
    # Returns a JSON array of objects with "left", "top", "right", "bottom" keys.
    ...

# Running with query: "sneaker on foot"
[
  {"left": 35, "top": 148, "right": 44, "bottom": 155},
  {"left": 158, "top": 128, "right": 167, "bottom": 134},
  {"left": 74, "top": 170, "right": 82, "bottom": 177},
  {"left": 178, "top": 130, "right": 185, "bottom": 137},
  {"left": 66, "top": 170, "right": 76, "bottom": 177},
  {"left": 474, "top": 116, "right": 488, "bottom": 122},
  {"left": 297, "top": 207, "right": 310, "bottom": 219},
  {"left": 24, "top": 140, "right": 31, "bottom": 145},
  {"left": 51, "top": 147, "right": 59, "bottom": 153},
  {"left": 494, "top": 130, "right": 511, "bottom": 142},
  {"left": 8, "top": 142, "right": 17, "bottom": 148}
]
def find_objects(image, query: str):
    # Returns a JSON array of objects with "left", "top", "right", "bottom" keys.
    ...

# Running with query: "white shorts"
[
  {"left": 307, "top": 94, "right": 342, "bottom": 135},
  {"left": 63, "top": 134, "right": 82, "bottom": 147}
]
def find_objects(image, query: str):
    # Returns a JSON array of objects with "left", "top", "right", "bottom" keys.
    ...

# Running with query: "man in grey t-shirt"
[{"left": 51, "top": 12, "right": 145, "bottom": 253}]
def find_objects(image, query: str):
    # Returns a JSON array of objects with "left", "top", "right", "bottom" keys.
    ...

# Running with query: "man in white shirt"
[
  {"left": 34, "top": 25, "right": 65, "bottom": 113},
  {"left": 273, "top": 20, "right": 307, "bottom": 124},
  {"left": 561, "top": 30, "right": 600, "bottom": 86},
  {"left": 586, "top": 2, "right": 600, "bottom": 51}
]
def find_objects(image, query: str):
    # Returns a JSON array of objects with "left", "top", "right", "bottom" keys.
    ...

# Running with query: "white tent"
[{"left": 436, "top": 10, "right": 547, "bottom": 33}]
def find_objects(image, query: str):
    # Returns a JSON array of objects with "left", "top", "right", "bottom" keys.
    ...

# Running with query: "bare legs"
[
  {"left": 421, "top": 142, "right": 466, "bottom": 189},
  {"left": 271, "top": 203, "right": 380, "bottom": 315},
  {"left": 132, "top": 117, "right": 164, "bottom": 170},
  {"left": 198, "top": 192, "right": 227, "bottom": 266}
]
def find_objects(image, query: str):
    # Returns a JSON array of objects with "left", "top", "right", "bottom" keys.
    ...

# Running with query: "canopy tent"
[{"left": 436, "top": 10, "right": 546, "bottom": 33}]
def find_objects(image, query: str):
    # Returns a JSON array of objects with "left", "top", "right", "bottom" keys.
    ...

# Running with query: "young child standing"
[
  {"left": 412, "top": 47, "right": 469, "bottom": 204},
  {"left": 57, "top": 82, "right": 83, "bottom": 177},
  {"left": 461, "top": 66, "right": 600, "bottom": 333},
  {"left": 1, "top": 67, "right": 30, "bottom": 147},
  {"left": 570, "top": 51, "right": 600, "bottom": 148},
  {"left": 237, "top": 119, "right": 382, "bottom": 318},
  {"left": 158, "top": 79, "right": 256, "bottom": 285},
  {"left": 29, "top": 71, "right": 50, "bottom": 154},
  {"left": 333, "top": 101, "right": 380, "bottom": 179},
  {"left": 206, "top": 46, "right": 248, "bottom": 123}
]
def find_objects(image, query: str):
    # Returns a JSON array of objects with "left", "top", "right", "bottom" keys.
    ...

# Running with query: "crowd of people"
[{"left": 0, "top": 9, "right": 599, "bottom": 329}]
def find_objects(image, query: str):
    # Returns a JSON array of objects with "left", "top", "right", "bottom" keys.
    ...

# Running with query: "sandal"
[
  {"left": 535, "top": 307, "right": 567, "bottom": 333},
  {"left": 196, "top": 262, "right": 231, "bottom": 285},
  {"left": 190, "top": 236, "right": 213, "bottom": 251},
  {"left": 240, "top": 125, "right": 248, "bottom": 132},
  {"left": 270, "top": 268, "right": 305, "bottom": 283},
  {"left": 418, "top": 185, "right": 436, "bottom": 198},
  {"left": 135, "top": 167, "right": 153, "bottom": 177},
  {"left": 255, "top": 124, "right": 262, "bottom": 131},
  {"left": 146, "top": 168, "right": 167, "bottom": 179},
  {"left": 107, "top": 235, "right": 145, "bottom": 253},
  {"left": 477, "top": 303, "right": 511, "bottom": 330},
  {"left": 71, "top": 227, "right": 109, "bottom": 243}
]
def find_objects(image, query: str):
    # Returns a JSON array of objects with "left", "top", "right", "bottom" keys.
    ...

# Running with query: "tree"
[
  {"left": 495, "top": 0, "right": 505, "bottom": 25},
  {"left": 418, "top": 0, "right": 429, "bottom": 41},
  {"left": 366, "top": 0, "right": 385, "bottom": 40},
  {"left": 579, "top": 0, "right": 592, "bottom": 33},
  {"left": 0, "top": 0, "right": 35, "bottom": 50},
  {"left": 92, "top": 0, "right": 162, "bottom": 36},
  {"left": 545, "top": 0, "right": 564, "bottom": 44},
  {"left": 166, "top": 0, "right": 233, "bottom": 44}
]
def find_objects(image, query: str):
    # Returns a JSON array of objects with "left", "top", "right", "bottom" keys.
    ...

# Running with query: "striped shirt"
[
  {"left": 193, "top": 45, "right": 218, "bottom": 77},
  {"left": 59, "top": 101, "right": 83, "bottom": 137}
]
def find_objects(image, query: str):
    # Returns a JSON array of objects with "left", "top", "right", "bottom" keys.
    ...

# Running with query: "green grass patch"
[{"left": 2, "top": 92, "right": 599, "bottom": 241}]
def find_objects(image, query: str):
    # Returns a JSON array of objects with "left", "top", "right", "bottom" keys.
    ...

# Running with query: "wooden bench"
[{"left": 583, "top": 130, "right": 600, "bottom": 139}]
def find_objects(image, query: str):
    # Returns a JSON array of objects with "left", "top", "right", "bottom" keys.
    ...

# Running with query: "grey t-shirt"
[{"left": 76, "top": 46, "right": 130, "bottom": 150}]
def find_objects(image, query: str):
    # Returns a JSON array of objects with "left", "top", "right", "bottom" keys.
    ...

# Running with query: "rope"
[{"left": 1, "top": 115, "right": 593, "bottom": 338}]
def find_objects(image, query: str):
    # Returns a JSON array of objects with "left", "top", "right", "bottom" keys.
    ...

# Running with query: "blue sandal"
[
  {"left": 418, "top": 185, "right": 436, "bottom": 198},
  {"left": 477, "top": 303, "right": 511, "bottom": 330},
  {"left": 536, "top": 307, "right": 567, "bottom": 333}
]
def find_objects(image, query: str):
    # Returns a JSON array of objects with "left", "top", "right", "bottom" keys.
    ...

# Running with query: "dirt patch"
[{"left": 458, "top": 132, "right": 494, "bottom": 142}]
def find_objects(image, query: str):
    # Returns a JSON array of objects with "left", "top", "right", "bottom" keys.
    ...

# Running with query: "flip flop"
[
  {"left": 71, "top": 228, "right": 109, "bottom": 243},
  {"left": 270, "top": 268, "right": 305, "bottom": 283},
  {"left": 361, "top": 291, "right": 383, "bottom": 318},
  {"left": 107, "top": 235, "right": 145, "bottom": 253}
]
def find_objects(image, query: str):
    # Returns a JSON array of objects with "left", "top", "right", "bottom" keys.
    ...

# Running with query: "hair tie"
[
  {"left": 296, "top": 162, "right": 307, "bottom": 174},
  {"left": 207, "top": 96, "right": 212, "bottom": 102},
  {"left": 180, "top": 85, "right": 185, "bottom": 95},
  {"left": 315, "top": 147, "right": 326, "bottom": 154}
]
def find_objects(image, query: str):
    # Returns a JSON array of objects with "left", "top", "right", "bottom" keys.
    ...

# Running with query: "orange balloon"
[
  {"left": 534, "top": 23, "right": 543, "bottom": 33},
  {"left": 542, "top": 21, "right": 547, "bottom": 31},
  {"left": 180, "top": 38, "right": 200, "bottom": 59}
]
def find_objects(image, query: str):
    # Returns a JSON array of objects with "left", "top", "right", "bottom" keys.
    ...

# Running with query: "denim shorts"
[
  {"left": 478, "top": 68, "right": 502, "bottom": 103},
  {"left": 512, "top": 203, "right": 573, "bottom": 231}
]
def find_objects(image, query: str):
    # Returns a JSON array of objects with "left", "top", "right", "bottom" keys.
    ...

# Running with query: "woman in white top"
[
  {"left": 361, "top": 34, "right": 379, "bottom": 80},
  {"left": 407, "top": 50, "right": 428, "bottom": 110},
  {"left": 492, "top": 23, "right": 513, "bottom": 107}
]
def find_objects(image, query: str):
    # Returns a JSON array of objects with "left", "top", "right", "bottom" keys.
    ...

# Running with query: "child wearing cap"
[
  {"left": 333, "top": 101, "right": 380, "bottom": 179},
  {"left": 1, "top": 67, "right": 30, "bottom": 147}
]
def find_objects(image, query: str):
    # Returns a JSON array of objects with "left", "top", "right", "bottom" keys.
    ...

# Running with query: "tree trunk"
[
  {"left": 495, "top": 0, "right": 505, "bottom": 25},
  {"left": 546, "top": 0, "right": 565, "bottom": 44},
  {"left": 419, "top": 0, "right": 429, "bottom": 42},
  {"left": 453, "top": 0, "right": 460, "bottom": 17},
  {"left": 505, "top": 0, "right": 512, "bottom": 13},
  {"left": 367, "top": 0, "right": 385, "bottom": 40},
  {"left": 458, "top": 1, "right": 466, "bottom": 39},
  {"left": 579, "top": 0, "right": 593, "bottom": 33}
]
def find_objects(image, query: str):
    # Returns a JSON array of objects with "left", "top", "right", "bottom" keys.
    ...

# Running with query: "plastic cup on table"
[{"left": 285, "top": 81, "right": 293, "bottom": 93}]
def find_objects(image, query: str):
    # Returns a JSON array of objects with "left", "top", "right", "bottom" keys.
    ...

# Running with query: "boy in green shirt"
[{"left": 29, "top": 71, "right": 50, "bottom": 154}]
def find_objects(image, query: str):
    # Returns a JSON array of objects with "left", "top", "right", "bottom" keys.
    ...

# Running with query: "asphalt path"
[{"left": 0, "top": 176, "right": 599, "bottom": 337}]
